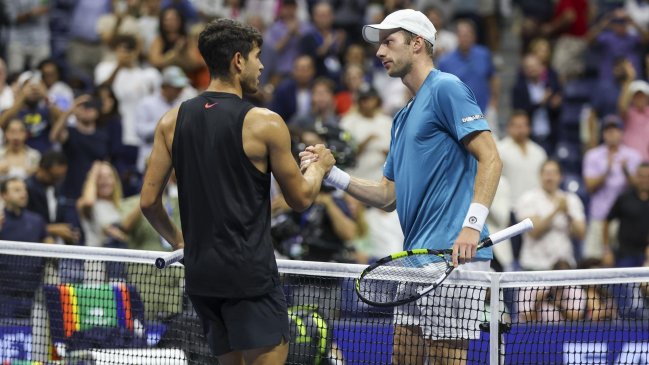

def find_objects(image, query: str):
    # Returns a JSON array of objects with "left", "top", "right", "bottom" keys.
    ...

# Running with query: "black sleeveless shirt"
[{"left": 172, "top": 92, "right": 278, "bottom": 298}]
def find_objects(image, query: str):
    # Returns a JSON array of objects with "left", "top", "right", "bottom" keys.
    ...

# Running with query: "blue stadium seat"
[{"left": 339, "top": 278, "right": 391, "bottom": 318}]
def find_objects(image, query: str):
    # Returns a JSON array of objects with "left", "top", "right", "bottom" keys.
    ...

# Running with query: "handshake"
[{"left": 298, "top": 144, "right": 336, "bottom": 174}]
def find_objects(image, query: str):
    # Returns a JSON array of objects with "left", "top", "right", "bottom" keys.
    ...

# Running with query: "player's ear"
[
  {"left": 413, "top": 36, "right": 424, "bottom": 53},
  {"left": 232, "top": 51, "right": 244, "bottom": 73}
]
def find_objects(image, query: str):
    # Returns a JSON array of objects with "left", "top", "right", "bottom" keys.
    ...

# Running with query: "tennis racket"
[
  {"left": 155, "top": 249, "right": 184, "bottom": 269},
  {"left": 355, "top": 218, "right": 533, "bottom": 307}
]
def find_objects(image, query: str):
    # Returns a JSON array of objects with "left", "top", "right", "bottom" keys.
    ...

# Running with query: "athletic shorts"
[
  {"left": 188, "top": 285, "right": 290, "bottom": 356},
  {"left": 393, "top": 260, "right": 489, "bottom": 340}
]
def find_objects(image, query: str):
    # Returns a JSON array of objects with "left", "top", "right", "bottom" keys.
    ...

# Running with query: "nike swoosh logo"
[{"left": 204, "top": 102, "right": 218, "bottom": 109}]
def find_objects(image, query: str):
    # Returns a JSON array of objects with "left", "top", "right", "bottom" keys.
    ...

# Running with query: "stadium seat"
[{"left": 339, "top": 278, "right": 392, "bottom": 318}]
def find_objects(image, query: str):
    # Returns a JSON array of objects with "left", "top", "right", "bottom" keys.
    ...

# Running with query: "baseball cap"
[
  {"left": 161, "top": 66, "right": 189, "bottom": 88},
  {"left": 628, "top": 80, "right": 649, "bottom": 96},
  {"left": 357, "top": 85, "right": 380, "bottom": 101},
  {"left": 362, "top": 9, "right": 437, "bottom": 46},
  {"left": 601, "top": 114, "right": 624, "bottom": 130}
]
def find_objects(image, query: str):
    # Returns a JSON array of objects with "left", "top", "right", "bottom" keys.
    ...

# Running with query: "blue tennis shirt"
[{"left": 383, "top": 69, "right": 492, "bottom": 260}]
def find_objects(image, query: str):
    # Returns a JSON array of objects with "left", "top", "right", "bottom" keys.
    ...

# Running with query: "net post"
[{"left": 489, "top": 272, "right": 501, "bottom": 365}]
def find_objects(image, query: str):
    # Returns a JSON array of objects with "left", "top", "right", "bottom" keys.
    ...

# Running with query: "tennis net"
[{"left": 0, "top": 240, "right": 648, "bottom": 365}]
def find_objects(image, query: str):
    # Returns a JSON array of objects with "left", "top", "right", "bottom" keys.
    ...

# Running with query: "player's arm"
[
  {"left": 453, "top": 130, "right": 502, "bottom": 265},
  {"left": 261, "top": 111, "right": 334, "bottom": 212},
  {"left": 300, "top": 148, "right": 396, "bottom": 211},
  {"left": 140, "top": 107, "right": 184, "bottom": 250}
]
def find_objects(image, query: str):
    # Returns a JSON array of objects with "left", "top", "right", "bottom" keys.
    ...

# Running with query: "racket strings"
[{"left": 357, "top": 254, "right": 450, "bottom": 305}]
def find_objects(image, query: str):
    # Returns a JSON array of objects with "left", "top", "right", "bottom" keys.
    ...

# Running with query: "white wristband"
[
  {"left": 462, "top": 203, "right": 489, "bottom": 232},
  {"left": 324, "top": 166, "right": 351, "bottom": 191}
]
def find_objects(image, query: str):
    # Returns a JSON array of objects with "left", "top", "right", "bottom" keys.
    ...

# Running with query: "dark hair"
[
  {"left": 312, "top": 76, "right": 336, "bottom": 94},
  {"left": 37, "top": 58, "right": 61, "bottom": 74},
  {"left": 198, "top": 18, "right": 263, "bottom": 80},
  {"left": 508, "top": 110, "right": 530, "bottom": 124},
  {"left": 0, "top": 177, "right": 24, "bottom": 194},
  {"left": 112, "top": 34, "right": 138, "bottom": 51},
  {"left": 3, "top": 118, "right": 25, "bottom": 132},
  {"left": 159, "top": 6, "right": 187, "bottom": 49},
  {"left": 39, "top": 150, "right": 68, "bottom": 169},
  {"left": 639, "top": 162, "right": 649, "bottom": 169}
]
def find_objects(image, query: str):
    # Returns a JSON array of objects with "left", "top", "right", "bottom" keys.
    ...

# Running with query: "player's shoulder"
[
  {"left": 245, "top": 107, "right": 287, "bottom": 130},
  {"left": 158, "top": 106, "right": 180, "bottom": 132},
  {"left": 430, "top": 70, "right": 464, "bottom": 89}
]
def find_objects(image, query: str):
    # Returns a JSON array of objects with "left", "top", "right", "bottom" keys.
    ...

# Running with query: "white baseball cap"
[
  {"left": 628, "top": 80, "right": 649, "bottom": 96},
  {"left": 362, "top": 9, "right": 437, "bottom": 46}
]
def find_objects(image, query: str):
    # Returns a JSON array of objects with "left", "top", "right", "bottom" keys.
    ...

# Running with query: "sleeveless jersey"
[{"left": 172, "top": 92, "right": 278, "bottom": 297}]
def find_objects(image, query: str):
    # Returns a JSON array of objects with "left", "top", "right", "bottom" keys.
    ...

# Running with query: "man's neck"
[
  {"left": 5, "top": 205, "right": 21, "bottom": 215},
  {"left": 206, "top": 78, "right": 243, "bottom": 98},
  {"left": 402, "top": 61, "right": 434, "bottom": 97},
  {"left": 607, "top": 144, "right": 620, "bottom": 153}
]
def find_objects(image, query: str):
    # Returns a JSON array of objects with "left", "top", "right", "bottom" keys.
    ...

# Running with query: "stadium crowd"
[{"left": 0, "top": 0, "right": 647, "bottom": 283}]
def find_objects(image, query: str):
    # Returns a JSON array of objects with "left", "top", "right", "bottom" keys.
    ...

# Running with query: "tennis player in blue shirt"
[{"left": 301, "top": 9, "right": 502, "bottom": 365}]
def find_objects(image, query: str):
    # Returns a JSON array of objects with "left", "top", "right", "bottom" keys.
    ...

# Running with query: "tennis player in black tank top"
[{"left": 140, "top": 19, "right": 335, "bottom": 365}]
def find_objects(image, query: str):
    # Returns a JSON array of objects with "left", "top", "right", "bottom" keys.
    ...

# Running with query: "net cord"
[{"left": 1, "top": 239, "right": 649, "bottom": 286}]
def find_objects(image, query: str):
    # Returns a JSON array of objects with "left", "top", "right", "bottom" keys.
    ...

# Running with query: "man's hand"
[
  {"left": 451, "top": 227, "right": 480, "bottom": 267},
  {"left": 48, "top": 223, "right": 81, "bottom": 244},
  {"left": 307, "top": 144, "right": 335, "bottom": 173}
]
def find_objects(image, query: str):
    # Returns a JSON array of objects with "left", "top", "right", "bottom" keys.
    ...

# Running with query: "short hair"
[
  {"left": 39, "top": 150, "right": 68, "bottom": 169},
  {"left": 639, "top": 162, "right": 649, "bottom": 170},
  {"left": 401, "top": 30, "right": 435, "bottom": 59},
  {"left": 3, "top": 118, "right": 25, "bottom": 132},
  {"left": 312, "top": 76, "right": 336, "bottom": 94},
  {"left": 198, "top": 18, "right": 263, "bottom": 80},
  {"left": 508, "top": 110, "right": 530, "bottom": 124},
  {"left": 541, "top": 158, "right": 562, "bottom": 174},
  {"left": 112, "top": 34, "right": 138, "bottom": 51},
  {"left": 0, "top": 177, "right": 24, "bottom": 194}
]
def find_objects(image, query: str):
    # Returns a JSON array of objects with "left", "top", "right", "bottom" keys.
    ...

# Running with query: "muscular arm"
[
  {"left": 140, "top": 108, "right": 184, "bottom": 249},
  {"left": 257, "top": 109, "right": 333, "bottom": 211},
  {"left": 464, "top": 131, "right": 502, "bottom": 209}
]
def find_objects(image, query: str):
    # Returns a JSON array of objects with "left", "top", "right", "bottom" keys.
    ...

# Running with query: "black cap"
[{"left": 357, "top": 86, "right": 380, "bottom": 101}]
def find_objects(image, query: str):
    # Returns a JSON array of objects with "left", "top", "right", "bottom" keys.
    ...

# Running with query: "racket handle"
[
  {"left": 155, "top": 249, "right": 184, "bottom": 269},
  {"left": 483, "top": 218, "right": 534, "bottom": 248}
]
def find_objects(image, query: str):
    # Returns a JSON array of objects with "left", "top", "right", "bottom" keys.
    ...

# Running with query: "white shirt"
[
  {"left": 339, "top": 110, "right": 392, "bottom": 182},
  {"left": 363, "top": 208, "right": 404, "bottom": 258},
  {"left": 515, "top": 188, "right": 585, "bottom": 270},
  {"left": 498, "top": 136, "right": 547, "bottom": 204},
  {"left": 94, "top": 62, "right": 162, "bottom": 145}
]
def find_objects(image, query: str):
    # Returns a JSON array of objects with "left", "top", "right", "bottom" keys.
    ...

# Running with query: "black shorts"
[{"left": 188, "top": 285, "right": 290, "bottom": 356}]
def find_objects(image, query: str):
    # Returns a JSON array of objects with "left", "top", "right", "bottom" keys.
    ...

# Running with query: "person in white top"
[
  {"left": 94, "top": 34, "right": 162, "bottom": 147},
  {"left": 498, "top": 110, "right": 547, "bottom": 204},
  {"left": 339, "top": 87, "right": 392, "bottom": 182},
  {"left": 515, "top": 159, "right": 586, "bottom": 270}
]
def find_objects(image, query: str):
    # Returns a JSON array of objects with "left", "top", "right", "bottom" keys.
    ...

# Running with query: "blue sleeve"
[
  {"left": 383, "top": 118, "right": 396, "bottom": 181},
  {"left": 437, "top": 79, "right": 490, "bottom": 141}
]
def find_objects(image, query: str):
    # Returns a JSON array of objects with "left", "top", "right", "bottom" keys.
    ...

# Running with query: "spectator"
[
  {"left": 0, "top": 75, "right": 63, "bottom": 154},
  {"left": 299, "top": 1, "right": 345, "bottom": 79},
  {"left": 4, "top": 0, "right": 51, "bottom": 74},
  {"left": 577, "top": 258, "right": 619, "bottom": 321},
  {"left": 67, "top": 0, "right": 112, "bottom": 80},
  {"left": 517, "top": 0, "right": 556, "bottom": 53},
  {"left": 334, "top": 63, "right": 368, "bottom": 115},
  {"left": 135, "top": 66, "right": 196, "bottom": 172},
  {"left": 585, "top": 8, "right": 648, "bottom": 84},
  {"left": 542, "top": 0, "right": 590, "bottom": 81},
  {"left": 339, "top": 87, "right": 391, "bottom": 182},
  {"left": 0, "top": 58, "right": 14, "bottom": 114},
  {"left": 50, "top": 95, "right": 111, "bottom": 200},
  {"left": 95, "top": 84, "right": 126, "bottom": 178},
  {"left": 0, "top": 177, "right": 51, "bottom": 319},
  {"left": 147, "top": 6, "right": 202, "bottom": 74},
  {"left": 269, "top": 54, "right": 316, "bottom": 122},
  {"left": 586, "top": 57, "right": 634, "bottom": 150},
  {"left": 263, "top": 0, "right": 311, "bottom": 84},
  {"left": 512, "top": 53, "right": 562, "bottom": 154},
  {"left": 438, "top": 19, "right": 500, "bottom": 135},
  {"left": 604, "top": 162, "right": 649, "bottom": 267},
  {"left": 95, "top": 34, "right": 161, "bottom": 147},
  {"left": 618, "top": 79, "right": 649, "bottom": 161},
  {"left": 0, "top": 119, "right": 40, "bottom": 180},
  {"left": 76, "top": 161, "right": 123, "bottom": 245},
  {"left": 138, "top": 0, "right": 162, "bottom": 54},
  {"left": 583, "top": 115, "right": 642, "bottom": 260},
  {"left": 422, "top": 5, "right": 457, "bottom": 61},
  {"left": 517, "top": 262, "right": 587, "bottom": 323},
  {"left": 96, "top": 0, "right": 142, "bottom": 55},
  {"left": 25, "top": 151, "right": 81, "bottom": 246},
  {"left": 515, "top": 160, "right": 586, "bottom": 270},
  {"left": 498, "top": 111, "right": 548, "bottom": 204},
  {"left": 626, "top": 0, "right": 649, "bottom": 30},
  {"left": 290, "top": 77, "right": 339, "bottom": 131},
  {"left": 37, "top": 59, "right": 74, "bottom": 111}
]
